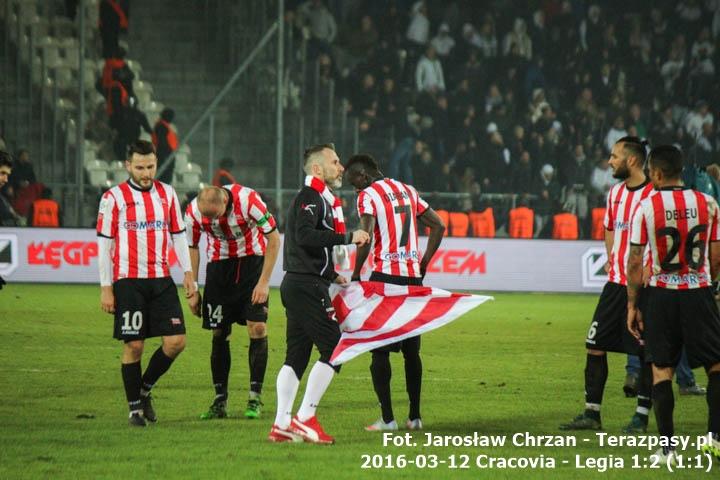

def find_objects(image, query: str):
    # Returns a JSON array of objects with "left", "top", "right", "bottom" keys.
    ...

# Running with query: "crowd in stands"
[
  {"left": 0, "top": 143, "right": 61, "bottom": 227},
  {"left": 95, "top": 0, "right": 178, "bottom": 176},
  {"left": 288, "top": 0, "right": 720, "bottom": 237}
]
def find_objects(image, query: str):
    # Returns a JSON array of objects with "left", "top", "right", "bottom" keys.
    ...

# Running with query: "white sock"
[
  {"left": 274, "top": 365, "right": 300, "bottom": 428},
  {"left": 297, "top": 361, "right": 336, "bottom": 421}
]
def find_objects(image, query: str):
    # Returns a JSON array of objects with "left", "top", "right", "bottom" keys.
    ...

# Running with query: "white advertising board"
[{"left": 0, "top": 228, "right": 607, "bottom": 293}]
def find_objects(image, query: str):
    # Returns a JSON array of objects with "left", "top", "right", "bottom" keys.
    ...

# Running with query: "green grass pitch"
[{"left": 0, "top": 284, "right": 714, "bottom": 479}]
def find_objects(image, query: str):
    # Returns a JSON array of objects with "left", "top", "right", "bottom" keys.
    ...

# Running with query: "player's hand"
[
  {"left": 641, "top": 265, "right": 651, "bottom": 287},
  {"left": 252, "top": 280, "right": 270, "bottom": 305},
  {"left": 100, "top": 286, "right": 115, "bottom": 314},
  {"left": 603, "top": 261, "right": 610, "bottom": 274},
  {"left": 183, "top": 272, "right": 197, "bottom": 299},
  {"left": 334, "top": 274, "right": 349, "bottom": 286},
  {"left": 188, "top": 291, "right": 202, "bottom": 317},
  {"left": 351, "top": 230, "right": 370, "bottom": 246},
  {"left": 626, "top": 304, "right": 643, "bottom": 341}
]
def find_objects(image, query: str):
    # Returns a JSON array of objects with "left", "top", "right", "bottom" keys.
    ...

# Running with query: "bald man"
[{"left": 185, "top": 184, "right": 280, "bottom": 420}]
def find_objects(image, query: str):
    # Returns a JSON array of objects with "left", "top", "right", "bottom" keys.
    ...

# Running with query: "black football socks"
[
  {"left": 653, "top": 380, "right": 675, "bottom": 442},
  {"left": 211, "top": 336, "right": 231, "bottom": 403},
  {"left": 249, "top": 337, "right": 268, "bottom": 395},
  {"left": 141, "top": 347, "right": 175, "bottom": 395},
  {"left": 707, "top": 371, "right": 720, "bottom": 437},
  {"left": 121, "top": 361, "right": 142, "bottom": 413},
  {"left": 370, "top": 351, "right": 394, "bottom": 423},
  {"left": 404, "top": 350, "right": 422, "bottom": 421},
  {"left": 584, "top": 353, "right": 608, "bottom": 419}
]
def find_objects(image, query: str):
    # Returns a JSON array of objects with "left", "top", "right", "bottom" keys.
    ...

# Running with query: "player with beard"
[
  {"left": 96, "top": 140, "right": 196, "bottom": 426},
  {"left": 268, "top": 144, "right": 370, "bottom": 444},
  {"left": 560, "top": 137, "right": 656, "bottom": 433}
]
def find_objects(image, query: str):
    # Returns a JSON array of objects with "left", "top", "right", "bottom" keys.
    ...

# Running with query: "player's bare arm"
[
  {"left": 710, "top": 241, "right": 720, "bottom": 280},
  {"left": 97, "top": 236, "right": 115, "bottom": 314},
  {"left": 604, "top": 229, "right": 613, "bottom": 273},
  {"left": 352, "top": 214, "right": 375, "bottom": 281},
  {"left": 418, "top": 208, "right": 446, "bottom": 276},
  {"left": 188, "top": 246, "right": 201, "bottom": 317},
  {"left": 252, "top": 229, "right": 280, "bottom": 304},
  {"left": 626, "top": 244, "right": 644, "bottom": 340}
]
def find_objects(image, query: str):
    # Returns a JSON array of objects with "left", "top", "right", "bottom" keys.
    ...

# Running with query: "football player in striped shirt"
[
  {"left": 560, "top": 137, "right": 655, "bottom": 433},
  {"left": 345, "top": 154, "right": 446, "bottom": 432},
  {"left": 627, "top": 145, "right": 720, "bottom": 464},
  {"left": 185, "top": 185, "right": 280, "bottom": 420},
  {"left": 97, "top": 140, "right": 196, "bottom": 427}
]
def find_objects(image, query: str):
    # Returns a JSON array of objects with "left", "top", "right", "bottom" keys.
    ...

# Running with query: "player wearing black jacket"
[{"left": 268, "top": 144, "right": 369, "bottom": 445}]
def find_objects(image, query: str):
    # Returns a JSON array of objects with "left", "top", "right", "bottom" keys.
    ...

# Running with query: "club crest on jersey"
[{"left": 301, "top": 203, "right": 316, "bottom": 214}]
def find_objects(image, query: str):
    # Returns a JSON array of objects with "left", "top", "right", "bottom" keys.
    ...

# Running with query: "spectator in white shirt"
[
  {"left": 430, "top": 23, "right": 455, "bottom": 58},
  {"left": 503, "top": 18, "right": 532, "bottom": 60},
  {"left": 415, "top": 46, "right": 445, "bottom": 93},
  {"left": 604, "top": 115, "right": 628, "bottom": 152},
  {"left": 685, "top": 100, "right": 714, "bottom": 139},
  {"left": 406, "top": 1, "right": 430, "bottom": 47}
]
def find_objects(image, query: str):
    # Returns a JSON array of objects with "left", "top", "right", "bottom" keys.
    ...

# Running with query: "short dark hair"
[
  {"left": 648, "top": 145, "right": 683, "bottom": 179},
  {"left": 345, "top": 153, "right": 379, "bottom": 173},
  {"left": 160, "top": 108, "right": 175, "bottom": 123},
  {"left": 0, "top": 150, "right": 12, "bottom": 168},
  {"left": 616, "top": 136, "right": 648, "bottom": 164},
  {"left": 127, "top": 140, "right": 156, "bottom": 159},
  {"left": 303, "top": 143, "right": 335, "bottom": 170}
]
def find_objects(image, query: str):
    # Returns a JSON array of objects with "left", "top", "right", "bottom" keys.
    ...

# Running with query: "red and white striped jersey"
[
  {"left": 603, "top": 181, "right": 655, "bottom": 285},
  {"left": 630, "top": 187, "right": 720, "bottom": 290},
  {"left": 357, "top": 178, "right": 429, "bottom": 278},
  {"left": 96, "top": 180, "right": 184, "bottom": 282},
  {"left": 184, "top": 184, "right": 276, "bottom": 262}
]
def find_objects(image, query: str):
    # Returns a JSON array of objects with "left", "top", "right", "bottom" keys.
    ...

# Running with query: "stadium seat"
[
  {"left": 86, "top": 160, "right": 110, "bottom": 187},
  {"left": 126, "top": 59, "right": 143, "bottom": 78},
  {"left": 469, "top": 208, "right": 495, "bottom": 238},
  {"left": 108, "top": 161, "right": 127, "bottom": 184},
  {"left": 448, "top": 212, "right": 469, "bottom": 237},
  {"left": 552, "top": 212, "right": 579, "bottom": 240},
  {"left": 435, "top": 209, "right": 450, "bottom": 237},
  {"left": 176, "top": 162, "right": 202, "bottom": 188},
  {"left": 508, "top": 206, "right": 534, "bottom": 238},
  {"left": 591, "top": 207, "right": 605, "bottom": 240}
]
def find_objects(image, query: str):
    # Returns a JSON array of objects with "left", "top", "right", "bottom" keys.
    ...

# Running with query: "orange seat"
[
  {"left": 448, "top": 212, "right": 470, "bottom": 237},
  {"left": 591, "top": 207, "right": 606, "bottom": 240},
  {"left": 435, "top": 209, "right": 450, "bottom": 237},
  {"left": 469, "top": 208, "right": 496, "bottom": 238},
  {"left": 553, "top": 212, "right": 579, "bottom": 240},
  {"left": 508, "top": 206, "right": 534, "bottom": 238}
]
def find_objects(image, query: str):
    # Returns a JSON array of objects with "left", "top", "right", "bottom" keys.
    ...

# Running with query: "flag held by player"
[{"left": 329, "top": 281, "right": 493, "bottom": 365}]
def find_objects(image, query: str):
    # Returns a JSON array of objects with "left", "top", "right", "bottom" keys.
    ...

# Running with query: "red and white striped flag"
[{"left": 329, "top": 281, "right": 493, "bottom": 365}]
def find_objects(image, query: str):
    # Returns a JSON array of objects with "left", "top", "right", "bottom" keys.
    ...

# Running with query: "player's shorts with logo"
[
  {"left": 644, "top": 286, "right": 720, "bottom": 369},
  {"left": 202, "top": 255, "right": 268, "bottom": 330},
  {"left": 369, "top": 271, "right": 423, "bottom": 354},
  {"left": 113, "top": 277, "right": 185, "bottom": 341},
  {"left": 585, "top": 281, "right": 644, "bottom": 355}
]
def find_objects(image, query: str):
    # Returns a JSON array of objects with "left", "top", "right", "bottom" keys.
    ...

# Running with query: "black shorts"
[
  {"left": 202, "top": 256, "right": 268, "bottom": 330},
  {"left": 369, "top": 271, "right": 423, "bottom": 354},
  {"left": 113, "top": 277, "right": 185, "bottom": 341},
  {"left": 645, "top": 286, "right": 720, "bottom": 369},
  {"left": 280, "top": 273, "right": 340, "bottom": 359},
  {"left": 584, "top": 282, "right": 643, "bottom": 355}
]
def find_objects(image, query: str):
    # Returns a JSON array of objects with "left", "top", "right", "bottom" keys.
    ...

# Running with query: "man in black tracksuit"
[{"left": 268, "top": 143, "right": 369, "bottom": 445}]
